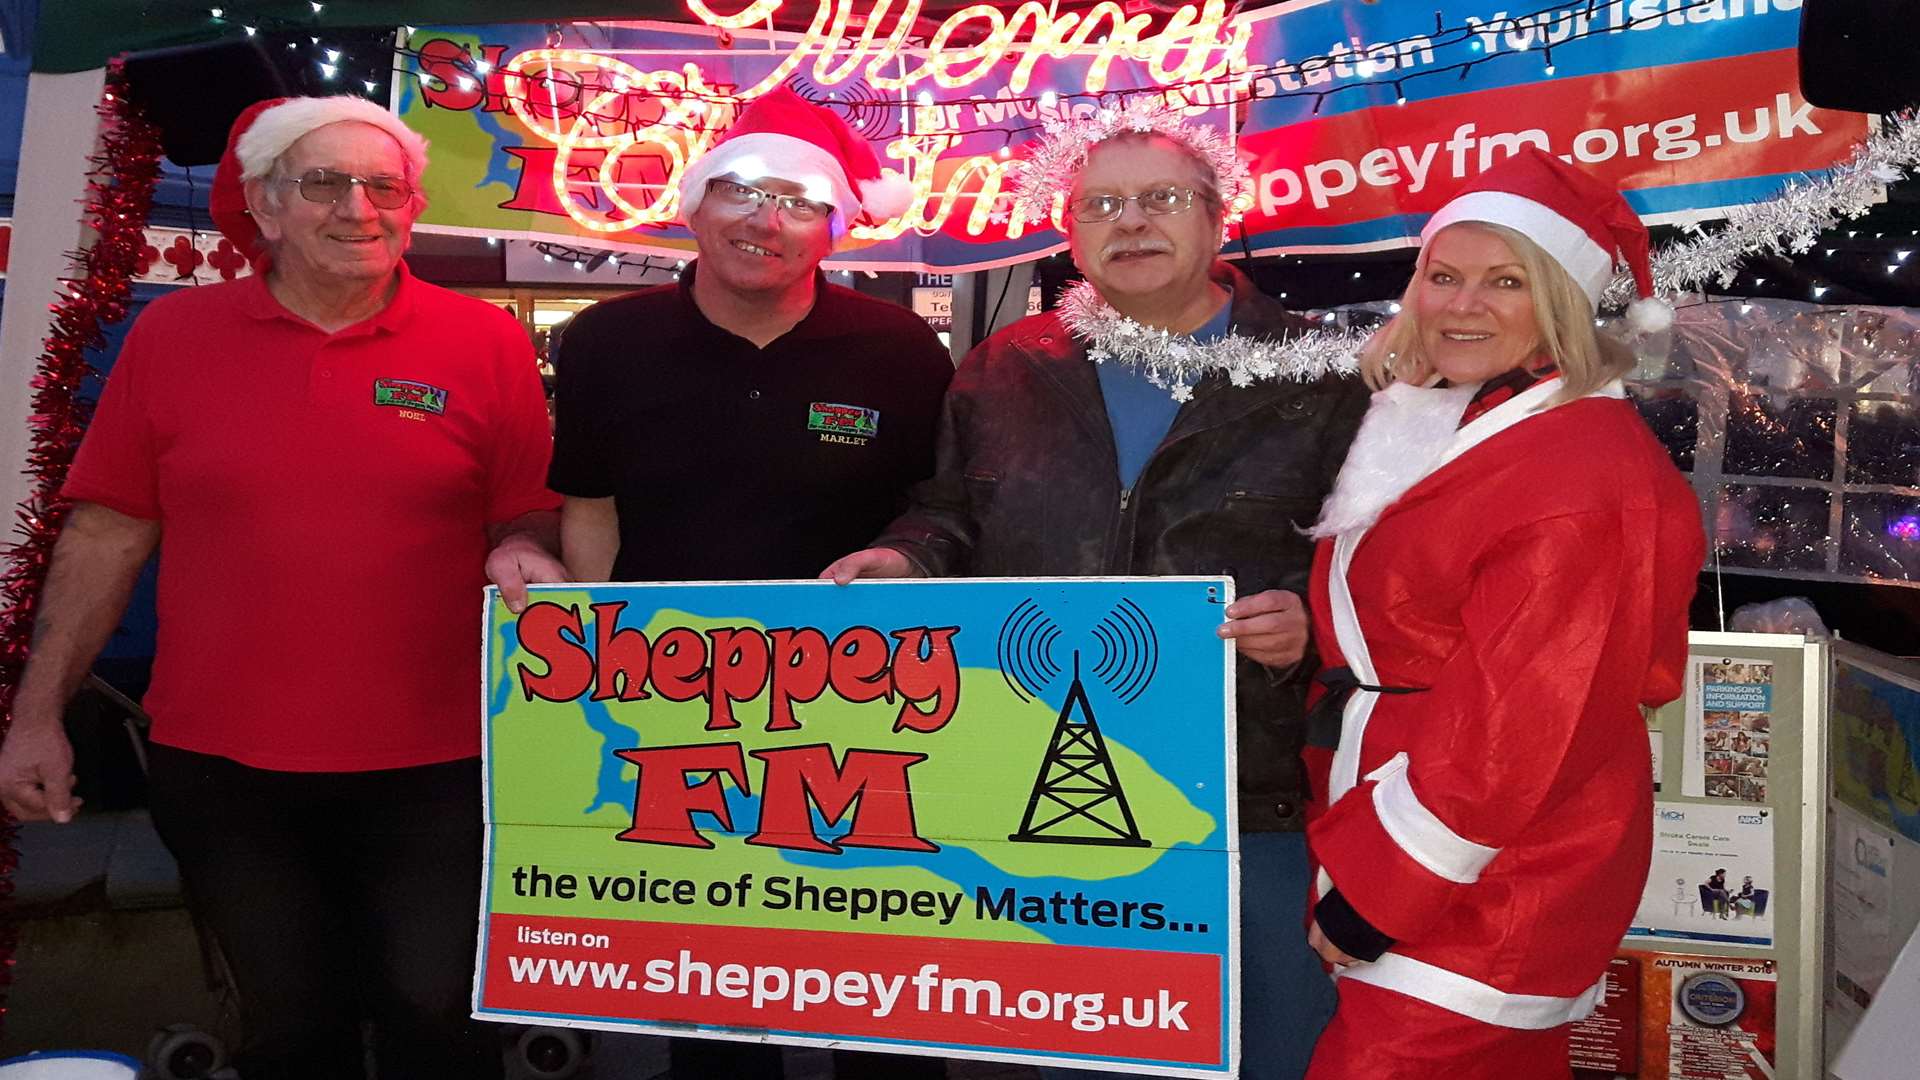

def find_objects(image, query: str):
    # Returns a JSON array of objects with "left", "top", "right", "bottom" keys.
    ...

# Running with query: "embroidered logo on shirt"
[
  {"left": 808, "top": 402, "right": 880, "bottom": 445},
  {"left": 373, "top": 379, "right": 449, "bottom": 417}
]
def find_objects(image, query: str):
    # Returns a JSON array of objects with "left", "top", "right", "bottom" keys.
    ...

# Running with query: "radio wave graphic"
[
  {"left": 1091, "top": 598, "right": 1159, "bottom": 705},
  {"left": 996, "top": 599, "right": 1062, "bottom": 703},
  {"left": 787, "top": 76, "right": 901, "bottom": 141}
]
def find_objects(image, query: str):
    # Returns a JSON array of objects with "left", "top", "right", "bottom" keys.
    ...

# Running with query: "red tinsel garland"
[{"left": 0, "top": 64, "right": 164, "bottom": 1031}]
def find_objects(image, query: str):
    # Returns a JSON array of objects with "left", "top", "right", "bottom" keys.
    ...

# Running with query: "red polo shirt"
[{"left": 64, "top": 264, "right": 559, "bottom": 771}]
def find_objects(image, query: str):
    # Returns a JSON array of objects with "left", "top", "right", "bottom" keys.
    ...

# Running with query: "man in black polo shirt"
[
  {"left": 546, "top": 87, "right": 952, "bottom": 1080},
  {"left": 550, "top": 263, "right": 949, "bottom": 582}
]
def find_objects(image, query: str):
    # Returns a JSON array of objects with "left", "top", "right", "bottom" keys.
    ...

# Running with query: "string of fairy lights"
[
  {"left": 142, "top": 0, "right": 1920, "bottom": 302},
  {"left": 526, "top": 242, "right": 683, "bottom": 277},
  {"left": 391, "top": 0, "right": 1723, "bottom": 143},
  {"left": 170, "top": 0, "right": 1862, "bottom": 157},
  {"left": 196, "top": 0, "right": 1734, "bottom": 139}
]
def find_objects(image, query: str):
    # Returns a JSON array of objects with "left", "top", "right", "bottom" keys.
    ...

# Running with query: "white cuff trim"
[
  {"left": 1337, "top": 953, "right": 1608, "bottom": 1029},
  {"left": 1367, "top": 752, "right": 1500, "bottom": 884}
]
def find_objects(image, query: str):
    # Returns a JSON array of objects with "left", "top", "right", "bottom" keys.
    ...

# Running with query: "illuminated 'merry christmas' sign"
[
  {"left": 403, "top": 1, "right": 1863, "bottom": 272},
  {"left": 412, "top": 0, "right": 1244, "bottom": 247},
  {"left": 678, "top": 0, "right": 1245, "bottom": 96}
]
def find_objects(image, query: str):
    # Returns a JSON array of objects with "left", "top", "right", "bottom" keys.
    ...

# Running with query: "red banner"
[
  {"left": 1239, "top": 49, "right": 1869, "bottom": 250},
  {"left": 481, "top": 913, "right": 1223, "bottom": 1063}
]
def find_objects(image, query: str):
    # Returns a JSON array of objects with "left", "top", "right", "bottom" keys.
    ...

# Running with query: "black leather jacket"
[{"left": 877, "top": 264, "right": 1368, "bottom": 831}]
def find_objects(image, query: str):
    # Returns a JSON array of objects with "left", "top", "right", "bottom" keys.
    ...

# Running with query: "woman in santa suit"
[{"left": 1298, "top": 148, "right": 1705, "bottom": 1079}]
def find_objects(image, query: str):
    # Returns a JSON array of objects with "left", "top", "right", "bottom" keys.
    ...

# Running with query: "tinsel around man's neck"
[{"left": 1058, "top": 281, "right": 1363, "bottom": 402}]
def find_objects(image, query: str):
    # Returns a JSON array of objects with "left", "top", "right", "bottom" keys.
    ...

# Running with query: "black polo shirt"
[{"left": 548, "top": 263, "right": 954, "bottom": 581}]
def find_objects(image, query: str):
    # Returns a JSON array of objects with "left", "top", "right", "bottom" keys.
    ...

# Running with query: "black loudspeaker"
[
  {"left": 1799, "top": 0, "right": 1920, "bottom": 113},
  {"left": 120, "top": 39, "right": 293, "bottom": 167}
]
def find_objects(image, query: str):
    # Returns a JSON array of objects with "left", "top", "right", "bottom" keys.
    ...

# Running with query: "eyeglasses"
[
  {"left": 1069, "top": 186, "right": 1208, "bottom": 223},
  {"left": 279, "top": 168, "right": 416, "bottom": 210},
  {"left": 705, "top": 179, "right": 832, "bottom": 224}
]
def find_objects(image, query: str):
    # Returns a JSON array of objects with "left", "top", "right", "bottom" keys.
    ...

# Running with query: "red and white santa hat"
[
  {"left": 208, "top": 95, "right": 429, "bottom": 263},
  {"left": 678, "top": 86, "right": 912, "bottom": 233},
  {"left": 1421, "top": 147, "right": 1672, "bottom": 333}
]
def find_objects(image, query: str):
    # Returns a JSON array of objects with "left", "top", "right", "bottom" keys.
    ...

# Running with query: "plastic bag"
[{"left": 1727, "top": 597, "right": 1830, "bottom": 637}]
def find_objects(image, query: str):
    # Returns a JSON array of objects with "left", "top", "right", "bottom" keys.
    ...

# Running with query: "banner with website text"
[
  {"left": 1231, "top": 0, "right": 1869, "bottom": 253},
  {"left": 398, "top": 0, "right": 1866, "bottom": 271},
  {"left": 474, "top": 578, "right": 1238, "bottom": 1076}
]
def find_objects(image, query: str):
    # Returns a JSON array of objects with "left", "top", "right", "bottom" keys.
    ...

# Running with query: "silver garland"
[
  {"left": 1059, "top": 281, "right": 1363, "bottom": 402},
  {"left": 1602, "top": 110, "right": 1920, "bottom": 306}
]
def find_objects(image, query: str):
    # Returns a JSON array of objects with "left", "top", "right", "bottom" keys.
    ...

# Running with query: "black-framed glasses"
[
  {"left": 705, "top": 178, "right": 833, "bottom": 224},
  {"left": 280, "top": 168, "right": 416, "bottom": 210},
  {"left": 1069, "top": 186, "right": 1208, "bottom": 223}
]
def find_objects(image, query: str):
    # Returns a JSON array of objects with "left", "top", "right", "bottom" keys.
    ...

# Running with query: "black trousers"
[
  {"left": 147, "top": 745, "right": 503, "bottom": 1080},
  {"left": 670, "top": 1039, "right": 946, "bottom": 1078}
]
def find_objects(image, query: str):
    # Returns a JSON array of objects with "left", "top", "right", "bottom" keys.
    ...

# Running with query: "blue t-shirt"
[{"left": 1096, "top": 293, "right": 1233, "bottom": 490}]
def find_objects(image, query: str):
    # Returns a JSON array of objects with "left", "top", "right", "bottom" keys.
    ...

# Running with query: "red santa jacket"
[{"left": 1304, "top": 377, "right": 1704, "bottom": 1029}]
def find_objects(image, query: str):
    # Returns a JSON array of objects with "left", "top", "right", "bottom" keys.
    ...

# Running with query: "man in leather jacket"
[{"left": 824, "top": 108, "right": 1367, "bottom": 1079}]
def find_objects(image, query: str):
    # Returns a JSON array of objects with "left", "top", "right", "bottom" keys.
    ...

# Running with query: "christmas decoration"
[
  {"left": 1604, "top": 109, "right": 1920, "bottom": 308},
  {"left": 1059, "top": 280, "right": 1362, "bottom": 402},
  {"left": 0, "top": 63, "right": 164, "bottom": 1030},
  {"left": 128, "top": 228, "right": 255, "bottom": 287},
  {"left": 210, "top": 94, "right": 428, "bottom": 267},
  {"left": 1420, "top": 146, "right": 1673, "bottom": 330},
  {"left": 682, "top": 0, "right": 1243, "bottom": 99},
  {"left": 1010, "top": 97, "right": 1254, "bottom": 228},
  {"left": 399, "top": 11, "right": 1875, "bottom": 267},
  {"left": 677, "top": 85, "right": 914, "bottom": 230}
]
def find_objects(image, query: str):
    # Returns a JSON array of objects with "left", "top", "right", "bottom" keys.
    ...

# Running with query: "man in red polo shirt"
[{"left": 0, "top": 96, "right": 562, "bottom": 1077}]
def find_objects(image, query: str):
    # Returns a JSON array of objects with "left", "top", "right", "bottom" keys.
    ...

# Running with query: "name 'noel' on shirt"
[{"left": 514, "top": 600, "right": 961, "bottom": 854}]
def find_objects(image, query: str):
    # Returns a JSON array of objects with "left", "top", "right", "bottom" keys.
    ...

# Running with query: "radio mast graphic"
[{"left": 1008, "top": 652, "right": 1150, "bottom": 848}]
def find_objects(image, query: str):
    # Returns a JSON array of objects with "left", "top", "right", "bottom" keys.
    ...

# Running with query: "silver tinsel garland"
[
  {"left": 1602, "top": 110, "right": 1920, "bottom": 307},
  {"left": 1059, "top": 281, "right": 1363, "bottom": 402}
]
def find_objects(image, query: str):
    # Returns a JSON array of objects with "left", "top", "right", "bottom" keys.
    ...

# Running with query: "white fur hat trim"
[{"left": 234, "top": 96, "right": 429, "bottom": 181}]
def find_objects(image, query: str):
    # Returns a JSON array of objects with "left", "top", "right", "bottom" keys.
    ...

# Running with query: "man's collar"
[
  {"left": 238, "top": 257, "right": 419, "bottom": 334},
  {"left": 675, "top": 260, "right": 838, "bottom": 342}
]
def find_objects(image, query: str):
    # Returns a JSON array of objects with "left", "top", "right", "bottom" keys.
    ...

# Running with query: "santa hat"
[
  {"left": 209, "top": 96, "right": 429, "bottom": 262},
  {"left": 678, "top": 86, "right": 912, "bottom": 232},
  {"left": 1421, "top": 148, "right": 1672, "bottom": 334}
]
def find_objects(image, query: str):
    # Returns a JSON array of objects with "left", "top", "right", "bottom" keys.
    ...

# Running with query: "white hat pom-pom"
[
  {"left": 1626, "top": 295, "right": 1674, "bottom": 335},
  {"left": 860, "top": 169, "right": 914, "bottom": 221}
]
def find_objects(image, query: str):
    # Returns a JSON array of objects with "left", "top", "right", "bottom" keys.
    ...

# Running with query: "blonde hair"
[{"left": 1361, "top": 221, "right": 1635, "bottom": 402}]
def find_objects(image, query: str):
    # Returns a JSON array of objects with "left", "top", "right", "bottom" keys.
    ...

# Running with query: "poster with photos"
[{"left": 1682, "top": 658, "right": 1774, "bottom": 803}]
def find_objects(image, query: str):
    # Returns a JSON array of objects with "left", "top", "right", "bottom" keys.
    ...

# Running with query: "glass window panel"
[
  {"left": 1630, "top": 388, "right": 1698, "bottom": 473},
  {"left": 1846, "top": 398, "right": 1920, "bottom": 488},
  {"left": 1840, "top": 494, "right": 1920, "bottom": 583},
  {"left": 1711, "top": 485, "right": 1830, "bottom": 572},
  {"left": 1723, "top": 391, "right": 1835, "bottom": 481}
]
